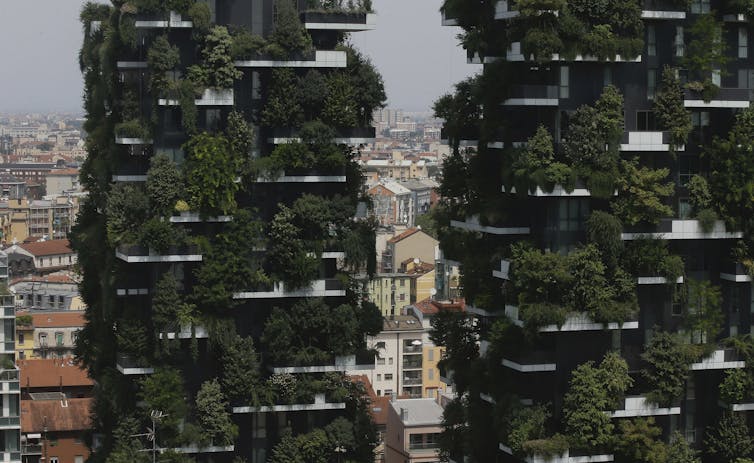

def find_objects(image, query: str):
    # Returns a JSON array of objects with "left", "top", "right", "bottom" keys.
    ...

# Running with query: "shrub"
[
  {"left": 507, "top": 405, "right": 550, "bottom": 454},
  {"left": 586, "top": 211, "right": 623, "bottom": 271},
  {"left": 196, "top": 379, "right": 238, "bottom": 446},
  {"left": 697, "top": 207, "right": 718, "bottom": 233},
  {"left": 642, "top": 331, "right": 701, "bottom": 406},
  {"left": 654, "top": 66, "right": 692, "bottom": 153},
  {"left": 139, "top": 217, "right": 184, "bottom": 253},
  {"left": 184, "top": 133, "right": 241, "bottom": 216},
  {"left": 719, "top": 369, "right": 753, "bottom": 404},
  {"left": 612, "top": 159, "right": 674, "bottom": 226},
  {"left": 199, "top": 26, "right": 242, "bottom": 89},
  {"left": 106, "top": 183, "right": 149, "bottom": 245},
  {"left": 231, "top": 29, "right": 267, "bottom": 59},
  {"left": 146, "top": 154, "right": 183, "bottom": 217},
  {"left": 147, "top": 35, "right": 180, "bottom": 92},
  {"left": 704, "top": 413, "right": 754, "bottom": 461},
  {"left": 521, "top": 435, "right": 569, "bottom": 458},
  {"left": 270, "top": 0, "right": 313, "bottom": 53},
  {"left": 187, "top": 1, "right": 211, "bottom": 32},
  {"left": 266, "top": 205, "right": 319, "bottom": 288},
  {"left": 114, "top": 119, "right": 149, "bottom": 139}
]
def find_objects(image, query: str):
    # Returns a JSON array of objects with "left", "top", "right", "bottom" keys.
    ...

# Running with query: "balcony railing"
[{"left": 402, "top": 377, "right": 422, "bottom": 385}]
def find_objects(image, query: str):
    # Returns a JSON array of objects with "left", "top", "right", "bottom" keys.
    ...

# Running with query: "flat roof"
[{"left": 390, "top": 398, "right": 444, "bottom": 427}]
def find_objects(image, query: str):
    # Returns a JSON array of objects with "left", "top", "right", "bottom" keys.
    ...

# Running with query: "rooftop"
[
  {"left": 382, "top": 315, "right": 423, "bottom": 331},
  {"left": 390, "top": 398, "right": 444, "bottom": 427},
  {"left": 29, "top": 311, "right": 85, "bottom": 329},
  {"left": 18, "top": 358, "right": 93, "bottom": 388},
  {"left": 17, "top": 239, "right": 73, "bottom": 257},
  {"left": 21, "top": 397, "right": 92, "bottom": 432},
  {"left": 413, "top": 298, "right": 466, "bottom": 316},
  {"left": 387, "top": 227, "right": 423, "bottom": 244}
]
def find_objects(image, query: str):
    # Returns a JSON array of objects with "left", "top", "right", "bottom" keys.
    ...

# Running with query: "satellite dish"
[
  {"left": 430, "top": 288, "right": 437, "bottom": 296},
  {"left": 413, "top": 258, "right": 420, "bottom": 264}
]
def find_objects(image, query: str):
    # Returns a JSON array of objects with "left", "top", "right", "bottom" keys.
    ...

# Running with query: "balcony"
[
  {"left": 232, "top": 393, "right": 345, "bottom": 413},
  {"left": 525, "top": 181, "right": 616, "bottom": 197},
  {"left": 505, "top": 306, "right": 639, "bottom": 332},
  {"left": 609, "top": 396, "right": 681, "bottom": 418},
  {"left": 492, "top": 259, "right": 511, "bottom": 280},
  {"left": 158, "top": 324, "right": 209, "bottom": 340},
  {"left": 170, "top": 445, "right": 235, "bottom": 454},
  {"left": 402, "top": 359, "right": 423, "bottom": 370},
  {"left": 621, "top": 219, "right": 743, "bottom": 241},
  {"left": 499, "top": 445, "right": 614, "bottom": 463},
  {"left": 159, "top": 88, "right": 234, "bottom": 106},
  {"left": 302, "top": 12, "right": 376, "bottom": 31},
  {"left": 114, "top": 136, "right": 152, "bottom": 145},
  {"left": 501, "top": 350, "right": 556, "bottom": 373},
  {"left": 115, "top": 244, "right": 203, "bottom": 263},
  {"left": 267, "top": 126, "right": 375, "bottom": 145},
  {"left": 402, "top": 376, "right": 422, "bottom": 386},
  {"left": 255, "top": 173, "right": 347, "bottom": 183},
  {"left": 620, "top": 131, "right": 681, "bottom": 152},
  {"left": 450, "top": 215, "right": 530, "bottom": 235},
  {"left": 233, "top": 278, "right": 345, "bottom": 299},
  {"left": 440, "top": 127, "right": 479, "bottom": 148},
  {"left": 637, "top": 276, "right": 684, "bottom": 285},
  {"left": 234, "top": 50, "right": 347, "bottom": 68},
  {"left": 116, "top": 353, "right": 154, "bottom": 375},
  {"left": 506, "top": 41, "right": 641, "bottom": 63},
  {"left": 271, "top": 350, "right": 375, "bottom": 374},
  {"left": 503, "top": 85, "right": 559, "bottom": 106},
  {"left": 169, "top": 212, "right": 233, "bottom": 223},
  {"left": 723, "top": 13, "right": 748, "bottom": 22},
  {"left": 134, "top": 11, "right": 193, "bottom": 28},
  {"left": 641, "top": 0, "right": 686, "bottom": 19},
  {"left": 116, "top": 61, "right": 148, "bottom": 70},
  {"left": 683, "top": 87, "right": 752, "bottom": 108},
  {"left": 690, "top": 348, "right": 745, "bottom": 370},
  {"left": 720, "top": 261, "right": 752, "bottom": 282},
  {"left": 494, "top": 0, "right": 558, "bottom": 20},
  {"left": 441, "top": 8, "right": 459, "bottom": 26}
]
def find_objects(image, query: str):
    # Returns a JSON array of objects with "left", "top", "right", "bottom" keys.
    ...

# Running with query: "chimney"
[{"left": 400, "top": 407, "right": 408, "bottom": 421}]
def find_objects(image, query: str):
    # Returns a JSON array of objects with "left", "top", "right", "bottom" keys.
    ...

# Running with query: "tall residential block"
[
  {"left": 436, "top": 0, "right": 754, "bottom": 461},
  {"left": 76, "top": 0, "right": 385, "bottom": 461}
]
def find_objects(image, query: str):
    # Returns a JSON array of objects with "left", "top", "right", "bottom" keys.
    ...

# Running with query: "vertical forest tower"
[
  {"left": 436, "top": 0, "right": 754, "bottom": 462},
  {"left": 76, "top": 0, "right": 384, "bottom": 462}
]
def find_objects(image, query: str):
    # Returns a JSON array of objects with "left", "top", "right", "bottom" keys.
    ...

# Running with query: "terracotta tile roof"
[
  {"left": 348, "top": 375, "right": 390, "bottom": 427},
  {"left": 30, "top": 311, "right": 85, "bottom": 329},
  {"left": 413, "top": 298, "right": 466, "bottom": 315},
  {"left": 18, "top": 239, "right": 73, "bottom": 257},
  {"left": 387, "top": 227, "right": 422, "bottom": 244},
  {"left": 47, "top": 168, "right": 79, "bottom": 176},
  {"left": 21, "top": 398, "right": 92, "bottom": 432},
  {"left": 10, "top": 273, "right": 76, "bottom": 286},
  {"left": 18, "top": 358, "right": 93, "bottom": 388}
]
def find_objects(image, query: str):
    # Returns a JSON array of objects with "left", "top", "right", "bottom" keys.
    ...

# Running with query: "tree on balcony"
[
  {"left": 184, "top": 133, "right": 241, "bottom": 216},
  {"left": 612, "top": 158, "right": 675, "bottom": 226},
  {"left": 322, "top": 73, "right": 358, "bottom": 127},
  {"left": 614, "top": 417, "right": 668, "bottom": 463},
  {"left": 703, "top": 413, "right": 754, "bottom": 462},
  {"left": 271, "top": 0, "right": 313, "bottom": 54},
  {"left": 147, "top": 35, "right": 180, "bottom": 93},
  {"left": 267, "top": 205, "right": 319, "bottom": 288},
  {"left": 654, "top": 66, "right": 692, "bottom": 153},
  {"left": 196, "top": 379, "right": 238, "bottom": 446},
  {"left": 146, "top": 154, "right": 183, "bottom": 217},
  {"left": 221, "top": 335, "right": 264, "bottom": 405},
  {"left": 189, "top": 26, "right": 242, "bottom": 89},
  {"left": 642, "top": 331, "right": 702, "bottom": 406},
  {"left": 683, "top": 14, "right": 728, "bottom": 100},
  {"left": 343, "top": 46, "right": 387, "bottom": 125},
  {"left": 139, "top": 368, "right": 188, "bottom": 446},
  {"left": 433, "top": 76, "right": 482, "bottom": 152},
  {"left": 106, "top": 183, "right": 149, "bottom": 245},
  {"left": 684, "top": 279, "right": 723, "bottom": 344},
  {"left": 261, "top": 69, "right": 304, "bottom": 127}
]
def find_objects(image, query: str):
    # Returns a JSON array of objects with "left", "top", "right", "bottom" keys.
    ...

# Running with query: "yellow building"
[
  {"left": 15, "top": 314, "right": 34, "bottom": 360},
  {"left": 368, "top": 260, "right": 436, "bottom": 317}
]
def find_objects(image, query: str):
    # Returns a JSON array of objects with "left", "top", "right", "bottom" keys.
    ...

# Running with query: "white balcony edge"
[
  {"left": 505, "top": 306, "right": 638, "bottom": 332},
  {"left": 159, "top": 88, "right": 234, "bottom": 106},
  {"left": 170, "top": 445, "right": 234, "bottom": 454},
  {"left": 115, "top": 250, "right": 203, "bottom": 263},
  {"left": 622, "top": 220, "right": 743, "bottom": 241},
  {"left": 112, "top": 175, "right": 147, "bottom": 182},
  {"left": 480, "top": 392, "right": 495, "bottom": 404},
  {"left": 115, "top": 137, "right": 152, "bottom": 145},
  {"left": 690, "top": 349, "right": 745, "bottom": 370},
  {"left": 116, "top": 61, "right": 148, "bottom": 69},
  {"left": 720, "top": 272, "right": 752, "bottom": 282},
  {"left": 641, "top": 10, "right": 686, "bottom": 19},
  {"left": 305, "top": 13, "right": 376, "bottom": 30},
  {"left": 255, "top": 175, "right": 347, "bottom": 183},
  {"left": 233, "top": 280, "right": 345, "bottom": 299},
  {"left": 609, "top": 396, "right": 681, "bottom": 418},
  {"left": 169, "top": 213, "right": 232, "bottom": 223},
  {"left": 450, "top": 218, "right": 530, "bottom": 235},
  {"left": 502, "top": 98, "right": 559, "bottom": 106},
  {"left": 116, "top": 365, "right": 154, "bottom": 375},
  {"left": 732, "top": 402, "right": 754, "bottom": 411},
  {"left": 684, "top": 100, "right": 750, "bottom": 108},
  {"left": 235, "top": 50, "right": 347, "bottom": 68},
  {"left": 501, "top": 358, "right": 556, "bottom": 372},
  {"left": 116, "top": 288, "right": 149, "bottom": 296},
  {"left": 159, "top": 326, "right": 209, "bottom": 340},
  {"left": 637, "top": 276, "right": 684, "bottom": 285},
  {"left": 233, "top": 402, "right": 346, "bottom": 413},
  {"left": 268, "top": 137, "right": 373, "bottom": 145}
]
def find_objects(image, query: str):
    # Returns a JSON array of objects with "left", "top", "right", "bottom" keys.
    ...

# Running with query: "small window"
[
  {"left": 39, "top": 333, "right": 47, "bottom": 345},
  {"left": 739, "top": 27, "right": 748, "bottom": 59},
  {"left": 385, "top": 374, "right": 393, "bottom": 380},
  {"left": 400, "top": 279, "right": 405, "bottom": 287},
  {"left": 647, "top": 25, "right": 656, "bottom": 57},
  {"left": 637, "top": 111, "right": 657, "bottom": 131},
  {"left": 559, "top": 66, "right": 569, "bottom": 99},
  {"left": 55, "top": 332, "right": 64, "bottom": 346},
  {"left": 376, "top": 358, "right": 385, "bottom": 365},
  {"left": 428, "top": 350, "right": 434, "bottom": 362},
  {"left": 428, "top": 369, "right": 434, "bottom": 380},
  {"left": 18, "top": 334, "right": 24, "bottom": 344},
  {"left": 389, "top": 357, "right": 394, "bottom": 365},
  {"left": 50, "top": 458, "right": 59, "bottom": 463},
  {"left": 376, "top": 374, "right": 382, "bottom": 381},
  {"left": 690, "top": 0, "right": 709, "bottom": 14},
  {"left": 648, "top": 69, "right": 657, "bottom": 100},
  {"left": 399, "top": 294, "right": 405, "bottom": 302},
  {"left": 675, "top": 26, "right": 685, "bottom": 57}
]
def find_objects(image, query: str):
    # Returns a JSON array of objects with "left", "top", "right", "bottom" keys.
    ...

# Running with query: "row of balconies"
[{"left": 132, "top": 10, "right": 375, "bottom": 31}]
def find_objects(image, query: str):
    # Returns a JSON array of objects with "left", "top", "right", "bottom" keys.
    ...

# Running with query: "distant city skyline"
[{"left": 0, "top": 0, "right": 478, "bottom": 113}]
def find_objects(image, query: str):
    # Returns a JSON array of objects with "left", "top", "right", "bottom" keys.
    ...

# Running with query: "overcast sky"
[{"left": 0, "top": 0, "right": 479, "bottom": 114}]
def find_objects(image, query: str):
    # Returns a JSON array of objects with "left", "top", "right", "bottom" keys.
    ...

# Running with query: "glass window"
[
  {"left": 604, "top": 67, "right": 613, "bottom": 87},
  {"left": 385, "top": 373, "right": 393, "bottom": 380},
  {"left": 559, "top": 66, "right": 569, "bottom": 99},
  {"left": 428, "top": 369, "right": 434, "bottom": 380},
  {"left": 558, "top": 199, "right": 589, "bottom": 232},
  {"left": 39, "top": 333, "right": 47, "bottom": 345},
  {"left": 428, "top": 349, "right": 434, "bottom": 361},
  {"left": 55, "top": 332, "right": 63, "bottom": 346},
  {"left": 690, "top": 0, "right": 709, "bottom": 14},
  {"left": 740, "top": 27, "right": 748, "bottom": 59},
  {"left": 675, "top": 26, "right": 685, "bottom": 57},
  {"left": 648, "top": 69, "right": 657, "bottom": 100},
  {"left": 637, "top": 111, "right": 657, "bottom": 131},
  {"left": 376, "top": 374, "right": 381, "bottom": 381},
  {"left": 647, "top": 25, "right": 656, "bottom": 56},
  {"left": 679, "top": 155, "right": 699, "bottom": 186},
  {"left": 389, "top": 357, "right": 393, "bottom": 365}
]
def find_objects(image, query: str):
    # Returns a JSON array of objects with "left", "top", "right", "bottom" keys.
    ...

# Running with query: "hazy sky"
[{"left": 0, "top": 0, "right": 479, "bottom": 113}]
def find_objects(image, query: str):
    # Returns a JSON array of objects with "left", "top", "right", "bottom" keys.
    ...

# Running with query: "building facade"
[
  {"left": 76, "top": 1, "right": 385, "bottom": 462},
  {"left": 437, "top": 1, "right": 754, "bottom": 461},
  {"left": 384, "top": 398, "right": 443, "bottom": 463}
]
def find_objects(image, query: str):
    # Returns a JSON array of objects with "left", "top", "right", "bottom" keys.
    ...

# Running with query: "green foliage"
[
  {"left": 520, "top": 435, "right": 570, "bottom": 458},
  {"left": 586, "top": 211, "right": 623, "bottom": 271},
  {"left": 146, "top": 154, "right": 183, "bottom": 217},
  {"left": 255, "top": 125, "right": 347, "bottom": 177},
  {"left": 230, "top": 29, "right": 268, "bottom": 59},
  {"left": 187, "top": 1, "right": 211, "bottom": 32},
  {"left": 114, "top": 119, "right": 149, "bottom": 139},
  {"left": 152, "top": 273, "right": 197, "bottom": 332},
  {"left": 196, "top": 379, "right": 238, "bottom": 446},
  {"left": 342, "top": 46, "right": 387, "bottom": 124},
  {"left": 184, "top": 133, "right": 240, "bottom": 216},
  {"left": 139, "top": 368, "right": 188, "bottom": 445},
  {"left": 106, "top": 183, "right": 149, "bottom": 245},
  {"left": 612, "top": 158, "right": 674, "bottom": 226},
  {"left": 197, "top": 26, "right": 242, "bottom": 89},
  {"left": 226, "top": 110, "right": 255, "bottom": 159},
  {"left": 683, "top": 14, "right": 728, "bottom": 92},
  {"left": 707, "top": 106, "right": 754, "bottom": 237},
  {"left": 15, "top": 314, "right": 32, "bottom": 326},
  {"left": 261, "top": 69, "right": 303, "bottom": 127},
  {"left": 667, "top": 431, "right": 701, "bottom": 463},
  {"left": 192, "top": 210, "right": 268, "bottom": 308},
  {"left": 563, "top": 352, "right": 632, "bottom": 449},
  {"left": 654, "top": 66, "right": 692, "bottom": 152},
  {"left": 266, "top": 205, "right": 319, "bottom": 288},
  {"left": 642, "top": 331, "right": 701, "bottom": 406},
  {"left": 139, "top": 217, "right": 184, "bottom": 253},
  {"left": 119, "top": 13, "right": 136, "bottom": 49},
  {"left": 704, "top": 413, "right": 754, "bottom": 461},
  {"left": 687, "top": 174, "right": 712, "bottom": 212},
  {"left": 615, "top": 417, "right": 667, "bottom": 463},
  {"left": 147, "top": 35, "right": 180, "bottom": 93},
  {"left": 176, "top": 78, "right": 198, "bottom": 134},
  {"left": 322, "top": 73, "right": 358, "bottom": 127},
  {"left": 719, "top": 369, "right": 754, "bottom": 404},
  {"left": 685, "top": 279, "right": 723, "bottom": 343},
  {"left": 106, "top": 416, "right": 149, "bottom": 463},
  {"left": 221, "top": 335, "right": 262, "bottom": 405},
  {"left": 507, "top": 404, "right": 550, "bottom": 454},
  {"left": 262, "top": 298, "right": 361, "bottom": 365},
  {"left": 270, "top": 0, "right": 313, "bottom": 54},
  {"left": 622, "top": 238, "right": 685, "bottom": 283},
  {"left": 429, "top": 310, "right": 479, "bottom": 394},
  {"left": 433, "top": 75, "right": 482, "bottom": 151}
]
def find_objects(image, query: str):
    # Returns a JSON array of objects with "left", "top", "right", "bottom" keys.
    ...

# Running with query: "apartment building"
[
  {"left": 76, "top": 1, "right": 384, "bottom": 461},
  {"left": 438, "top": 0, "right": 754, "bottom": 460},
  {"left": 384, "top": 398, "right": 443, "bottom": 463}
]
